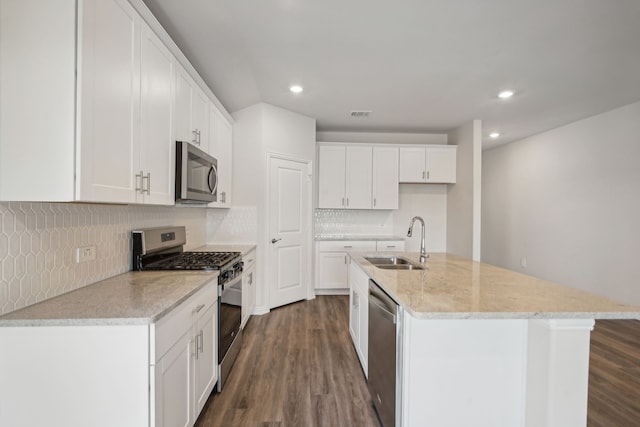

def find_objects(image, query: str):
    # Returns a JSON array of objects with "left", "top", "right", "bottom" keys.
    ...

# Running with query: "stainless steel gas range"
[{"left": 132, "top": 226, "right": 243, "bottom": 392}]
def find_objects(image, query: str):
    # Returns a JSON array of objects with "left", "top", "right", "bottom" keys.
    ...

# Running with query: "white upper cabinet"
[
  {"left": 0, "top": 0, "right": 233, "bottom": 205},
  {"left": 139, "top": 24, "right": 175, "bottom": 205},
  {"left": 318, "top": 143, "right": 398, "bottom": 210},
  {"left": 175, "top": 66, "right": 209, "bottom": 150},
  {"left": 78, "top": 0, "right": 175, "bottom": 205},
  {"left": 372, "top": 146, "right": 399, "bottom": 209},
  {"left": 76, "top": 0, "right": 142, "bottom": 203},
  {"left": 318, "top": 145, "right": 347, "bottom": 208},
  {"left": 208, "top": 104, "right": 233, "bottom": 207},
  {"left": 345, "top": 146, "right": 373, "bottom": 209},
  {"left": 399, "top": 145, "right": 457, "bottom": 183}
]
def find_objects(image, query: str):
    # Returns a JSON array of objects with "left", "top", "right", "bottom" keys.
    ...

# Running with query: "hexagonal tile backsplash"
[{"left": 0, "top": 202, "right": 215, "bottom": 315}]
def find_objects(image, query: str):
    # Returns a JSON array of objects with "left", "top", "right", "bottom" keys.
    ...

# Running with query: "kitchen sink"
[
  {"left": 365, "top": 256, "right": 412, "bottom": 265},
  {"left": 376, "top": 264, "right": 424, "bottom": 271},
  {"left": 365, "top": 256, "right": 424, "bottom": 270}
]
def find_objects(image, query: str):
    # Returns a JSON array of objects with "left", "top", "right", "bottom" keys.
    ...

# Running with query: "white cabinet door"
[
  {"left": 242, "top": 261, "right": 256, "bottom": 328},
  {"left": 77, "top": 0, "right": 141, "bottom": 203},
  {"left": 345, "top": 146, "right": 373, "bottom": 209},
  {"left": 317, "top": 252, "right": 349, "bottom": 290},
  {"left": 425, "top": 146, "right": 457, "bottom": 183},
  {"left": 175, "top": 66, "right": 194, "bottom": 144},
  {"left": 318, "top": 145, "right": 347, "bottom": 208},
  {"left": 194, "top": 303, "right": 217, "bottom": 416},
  {"left": 208, "top": 105, "right": 233, "bottom": 207},
  {"left": 399, "top": 147, "right": 426, "bottom": 183},
  {"left": 139, "top": 24, "right": 175, "bottom": 205},
  {"left": 348, "top": 259, "right": 369, "bottom": 376},
  {"left": 349, "top": 286, "right": 360, "bottom": 351},
  {"left": 372, "top": 146, "right": 399, "bottom": 209},
  {"left": 175, "top": 65, "right": 208, "bottom": 149},
  {"left": 357, "top": 274, "right": 369, "bottom": 376},
  {"left": 192, "top": 86, "right": 209, "bottom": 150},
  {"left": 154, "top": 330, "right": 193, "bottom": 427}
]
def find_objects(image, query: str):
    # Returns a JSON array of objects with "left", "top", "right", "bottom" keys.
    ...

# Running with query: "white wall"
[
  {"left": 447, "top": 120, "right": 482, "bottom": 260},
  {"left": 225, "top": 103, "right": 316, "bottom": 313},
  {"left": 482, "top": 101, "right": 640, "bottom": 305},
  {"left": 315, "top": 131, "right": 449, "bottom": 253}
]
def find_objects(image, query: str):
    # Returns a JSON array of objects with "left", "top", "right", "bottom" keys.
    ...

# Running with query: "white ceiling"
[{"left": 142, "top": 0, "right": 640, "bottom": 149}]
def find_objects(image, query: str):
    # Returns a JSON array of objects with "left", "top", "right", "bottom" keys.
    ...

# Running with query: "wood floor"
[
  {"left": 195, "top": 296, "right": 640, "bottom": 427},
  {"left": 588, "top": 319, "right": 640, "bottom": 426},
  {"left": 196, "top": 296, "right": 379, "bottom": 427}
]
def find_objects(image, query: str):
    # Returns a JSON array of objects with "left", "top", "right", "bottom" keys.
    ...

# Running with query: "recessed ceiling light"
[
  {"left": 498, "top": 90, "right": 514, "bottom": 99},
  {"left": 289, "top": 85, "right": 303, "bottom": 94},
  {"left": 489, "top": 132, "right": 500, "bottom": 139}
]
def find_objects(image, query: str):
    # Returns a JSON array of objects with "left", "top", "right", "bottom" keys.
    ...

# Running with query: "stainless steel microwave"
[{"left": 175, "top": 141, "right": 217, "bottom": 203}]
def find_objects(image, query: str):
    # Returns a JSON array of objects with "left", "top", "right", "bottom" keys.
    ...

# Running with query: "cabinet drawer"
[
  {"left": 242, "top": 248, "right": 257, "bottom": 269},
  {"left": 375, "top": 240, "right": 405, "bottom": 251},
  {"left": 317, "top": 240, "right": 377, "bottom": 252},
  {"left": 152, "top": 278, "right": 218, "bottom": 363}
]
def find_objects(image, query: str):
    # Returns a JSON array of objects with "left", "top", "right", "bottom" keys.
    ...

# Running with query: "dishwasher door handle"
[{"left": 369, "top": 293, "right": 397, "bottom": 324}]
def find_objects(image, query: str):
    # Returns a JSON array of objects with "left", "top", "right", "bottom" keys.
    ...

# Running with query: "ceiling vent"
[{"left": 350, "top": 110, "right": 372, "bottom": 118}]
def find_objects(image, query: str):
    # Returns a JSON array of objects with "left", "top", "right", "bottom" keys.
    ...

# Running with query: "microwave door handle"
[{"left": 208, "top": 164, "right": 218, "bottom": 194}]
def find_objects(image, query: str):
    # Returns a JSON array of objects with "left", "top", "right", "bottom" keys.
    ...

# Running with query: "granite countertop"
[
  {"left": 350, "top": 252, "right": 640, "bottom": 320},
  {"left": 315, "top": 235, "right": 405, "bottom": 241},
  {"left": 194, "top": 244, "right": 256, "bottom": 255},
  {"left": 0, "top": 271, "right": 218, "bottom": 327}
]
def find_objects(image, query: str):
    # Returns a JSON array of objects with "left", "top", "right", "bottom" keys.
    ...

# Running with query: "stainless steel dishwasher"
[{"left": 368, "top": 279, "right": 398, "bottom": 427}]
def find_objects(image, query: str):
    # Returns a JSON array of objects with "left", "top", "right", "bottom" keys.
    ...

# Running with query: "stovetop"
[{"left": 142, "top": 251, "right": 241, "bottom": 271}]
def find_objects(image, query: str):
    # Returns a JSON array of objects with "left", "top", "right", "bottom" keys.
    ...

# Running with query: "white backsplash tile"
[
  {"left": 314, "top": 209, "right": 393, "bottom": 237},
  {"left": 207, "top": 206, "right": 257, "bottom": 243},
  {"left": 0, "top": 202, "right": 207, "bottom": 315}
]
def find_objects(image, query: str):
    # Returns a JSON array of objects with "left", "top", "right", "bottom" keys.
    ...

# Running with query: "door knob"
[{"left": 271, "top": 238, "right": 281, "bottom": 244}]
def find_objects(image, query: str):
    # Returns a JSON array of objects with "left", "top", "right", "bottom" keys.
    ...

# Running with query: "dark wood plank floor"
[
  {"left": 196, "top": 296, "right": 379, "bottom": 427},
  {"left": 588, "top": 319, "right": 640, "bottom": 427},
  {"left": 195, "top": 297, "right": 640, "bottom": 427}
]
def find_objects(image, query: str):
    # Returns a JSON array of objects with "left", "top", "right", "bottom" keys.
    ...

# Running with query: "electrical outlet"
[
  {"left": 76, "top": 246, "right": 96, "bottom": 263},
  {"left": 520, "top": 257, "right": 527, "bottom": 269}
]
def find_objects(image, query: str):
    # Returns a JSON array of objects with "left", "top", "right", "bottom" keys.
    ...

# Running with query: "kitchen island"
[{"left": 348, "top": 252, "right": 640, "bottom": 427}]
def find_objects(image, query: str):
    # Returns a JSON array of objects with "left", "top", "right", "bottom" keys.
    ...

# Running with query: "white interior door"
[{"left": 269, "top": 157, "right": 310, "bottom": 309}]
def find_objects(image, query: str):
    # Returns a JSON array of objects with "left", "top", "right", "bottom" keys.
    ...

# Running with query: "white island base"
[{"left": 400, "top": 314, "right": 594, "bottom": 427}]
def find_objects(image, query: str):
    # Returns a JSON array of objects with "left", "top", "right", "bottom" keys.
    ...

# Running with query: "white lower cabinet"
[
  {"left": 315, "top": 241, "right": 376, "bottom": 293},
  {"left": 241, "top": 249, "right": 257, "bottom": 328},
  {"left": 152, "top": 280, "right": 218, "bottom": 427},
  {"left": 0, "top": 279, "right": 218, "bottom": 427},
  {"left": 315, "top": 239, "right": 405, "bottom": 293},
  {"left": 348, "top": 259, "right": 370, "bottom": 376}
]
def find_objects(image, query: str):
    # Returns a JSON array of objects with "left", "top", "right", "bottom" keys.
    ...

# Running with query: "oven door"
[{"left": 218, "top": 275, "right": 242, "bottom": 363}]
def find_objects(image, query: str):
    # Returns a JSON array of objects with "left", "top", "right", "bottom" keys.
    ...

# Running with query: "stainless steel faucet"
[{"left": 407, "top": 216, "right": 428, "bottom": 262}]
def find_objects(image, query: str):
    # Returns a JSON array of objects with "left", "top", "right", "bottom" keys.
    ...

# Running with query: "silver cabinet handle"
[
  {"left": 343, "top": 245, "right": 353, "bottom": 248},
  {"left": 220, "top": 191, "right": 226, "bottom": 203},
  {"left": 135, "top": 170, "right": 144, "bottom": 193},
  {"left": 194, "top": 334, "right": 200, "bottom": 360},
  {"left": 344, "top": 255, "right": 347, "bottom": 264},
  {"left": 192, "top": 129, "right": 198, "bottom": 144},
  {"left": 422, "top": 170, "right": 426, "bottom": 180},
  {"left": 346, "top": 197, "right": 349, "bottom": 206},
  {"left": 271, "top": 238, "right": 281, "bottom": 244},
  {"left": 249, "top": 272, "right": 253, "bottom": 285},
  {"left": 342, "top": 197, "right": 345, "bottom": 207},
  {"left": 143, "top": 172, "right": 151, "bottom": 194},
  {"left": 373, "top": 198, "right": 376, "bottom": 207},
  {"left": 193, "top": 304, "right": 205, "bottom": 314},
  {"left": 427, "top": 171, "right": 430, "bottom": 180},
  {"left": 198, "top": 330, "right": 204, "bottom": 354}
]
